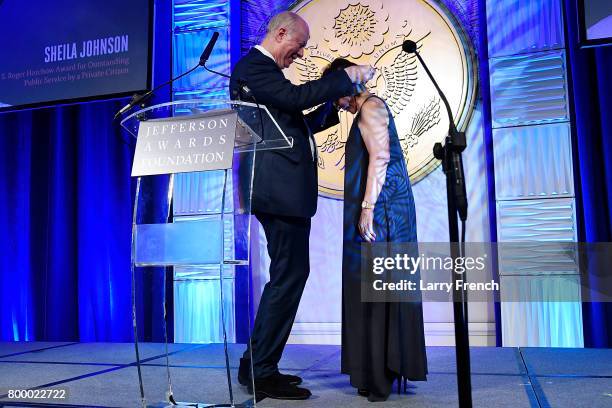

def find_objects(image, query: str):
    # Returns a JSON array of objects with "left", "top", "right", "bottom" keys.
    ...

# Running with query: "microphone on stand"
[
  {"left": 113, "top": 32, "right": 223, "bottom": 120},
  {"left": 401, "top": 39, "right": 418, "bottom": 54},
  {"left": 403, "top": 38, "right": 472, "bottom": 408},
  {"left": 402, "top": 39, "right": 467, "bottom": 221}
]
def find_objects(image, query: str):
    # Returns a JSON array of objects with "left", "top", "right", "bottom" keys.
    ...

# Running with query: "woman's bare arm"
[
  {"left": 359, "top": 97, "right": 390, "bottom": 206},
  {"left": 357, "top": 97, "right": 390, "bottom": 241}
]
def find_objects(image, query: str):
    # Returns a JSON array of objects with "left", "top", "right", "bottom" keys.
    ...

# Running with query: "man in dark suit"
[{"left": 229, "top": 10, "right": 374, "bottom": 401}]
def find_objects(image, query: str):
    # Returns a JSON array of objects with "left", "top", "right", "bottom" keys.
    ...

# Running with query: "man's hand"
[{"left": 345, "top": 65, "right": 376, "bottom": 84}]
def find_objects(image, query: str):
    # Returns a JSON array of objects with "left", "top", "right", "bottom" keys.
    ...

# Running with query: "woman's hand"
[
  {"left": 358, "top": 209, "right": 376, "bottom": 242},
  {"left": 345, "top": 65, "right": 376, "bottom": 84}
]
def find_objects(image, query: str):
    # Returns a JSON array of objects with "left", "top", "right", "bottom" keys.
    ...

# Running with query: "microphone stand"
[{"left": 407, "top": 43, "right": 472, "bottom": 407}]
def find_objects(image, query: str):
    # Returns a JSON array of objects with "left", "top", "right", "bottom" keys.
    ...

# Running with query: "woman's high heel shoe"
[{"left": 396, "top": 376, "right": 418, "bottom": 394}]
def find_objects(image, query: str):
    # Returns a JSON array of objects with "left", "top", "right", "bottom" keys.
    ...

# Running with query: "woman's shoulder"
[
  {"left": 359, "top": 95, "right": 389, "bottom": 125},
  {"left": 361, "top": 95, "right": 387, "bottom": 111}
]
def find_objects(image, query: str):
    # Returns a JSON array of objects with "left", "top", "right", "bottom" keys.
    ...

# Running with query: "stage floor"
[{"left": 0, "top": 342, "right": 610, "bottom": 407}]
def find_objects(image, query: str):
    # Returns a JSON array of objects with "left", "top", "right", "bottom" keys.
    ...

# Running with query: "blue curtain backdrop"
[
  {"left": 0, "top": 0, "right": 172, "bottom": 342},
  {"left": 564, "top": 0, "right": 612, "bottom": 347}
]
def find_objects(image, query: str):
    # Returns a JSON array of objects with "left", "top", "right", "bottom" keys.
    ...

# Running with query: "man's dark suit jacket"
[{"left": 230, "top": 48, "right": 353, "bottom": 218}]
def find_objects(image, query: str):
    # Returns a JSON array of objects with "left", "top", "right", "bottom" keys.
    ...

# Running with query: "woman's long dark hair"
[{"left": 321, "top": 58, "right": 356, "bottom": 77}]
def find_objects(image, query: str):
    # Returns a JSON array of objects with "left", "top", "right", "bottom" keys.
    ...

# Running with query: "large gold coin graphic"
[{"left": 286, "top": 0, "right": 477, "bottom": 198}]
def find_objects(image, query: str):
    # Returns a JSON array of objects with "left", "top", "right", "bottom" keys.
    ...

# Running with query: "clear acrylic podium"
[{"left": 120, "top": 99, "right": 292, "bottom": 407}]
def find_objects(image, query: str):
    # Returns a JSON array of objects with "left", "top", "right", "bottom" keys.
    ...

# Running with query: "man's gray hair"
[{"left": 266, "top": 11, "right": 302, "bottom": 35}]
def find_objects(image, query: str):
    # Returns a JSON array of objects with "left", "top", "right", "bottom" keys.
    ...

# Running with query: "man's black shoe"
[
  {"left": 275, "top": 372, "right": 303, "bottom": 386},
  {"left": 237, "top": 358, "right": 251, "bottom": 386},
  {"left": 238, "top": 358, "right": 302, "bottom": 386},
  {"left": 247, "top": 374, "right": 311, "bottom": 401}
]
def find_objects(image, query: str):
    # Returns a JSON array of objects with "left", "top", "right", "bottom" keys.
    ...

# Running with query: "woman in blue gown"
[{"left": 322, "top": 58, "right": 428, "bottom": 402}]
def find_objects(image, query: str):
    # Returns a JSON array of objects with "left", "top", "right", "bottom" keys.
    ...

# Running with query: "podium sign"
[{"left": 131, "top": 109, "right": 238, "bottom": 176}]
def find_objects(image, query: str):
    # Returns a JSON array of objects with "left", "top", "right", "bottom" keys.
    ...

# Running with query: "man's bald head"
[
  {"left": 261, "top": 11, "right": 310, "bottom": 69},
  {"left": 266, "top": 11, "right": 308, "bottom": 37}
]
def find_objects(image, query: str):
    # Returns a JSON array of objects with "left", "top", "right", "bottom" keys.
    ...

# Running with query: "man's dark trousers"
[{"left": 246, "top": 212, "right": 311, "bottom": 378}]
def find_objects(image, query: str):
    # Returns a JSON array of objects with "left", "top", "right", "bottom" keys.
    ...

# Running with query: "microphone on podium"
[
  {"left": 113, "top": 32, "right": 222, "bottom": 120},
  {"left": 199, "top": 31, "right": 219, "bottom": 66},
  {"left": 199, "top": 32, "right": 232, "bottom": 80}
]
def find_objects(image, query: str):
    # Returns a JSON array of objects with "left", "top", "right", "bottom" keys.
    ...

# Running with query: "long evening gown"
[{"left": 341, "top": 96, "right": 428, "bottom": 401}]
